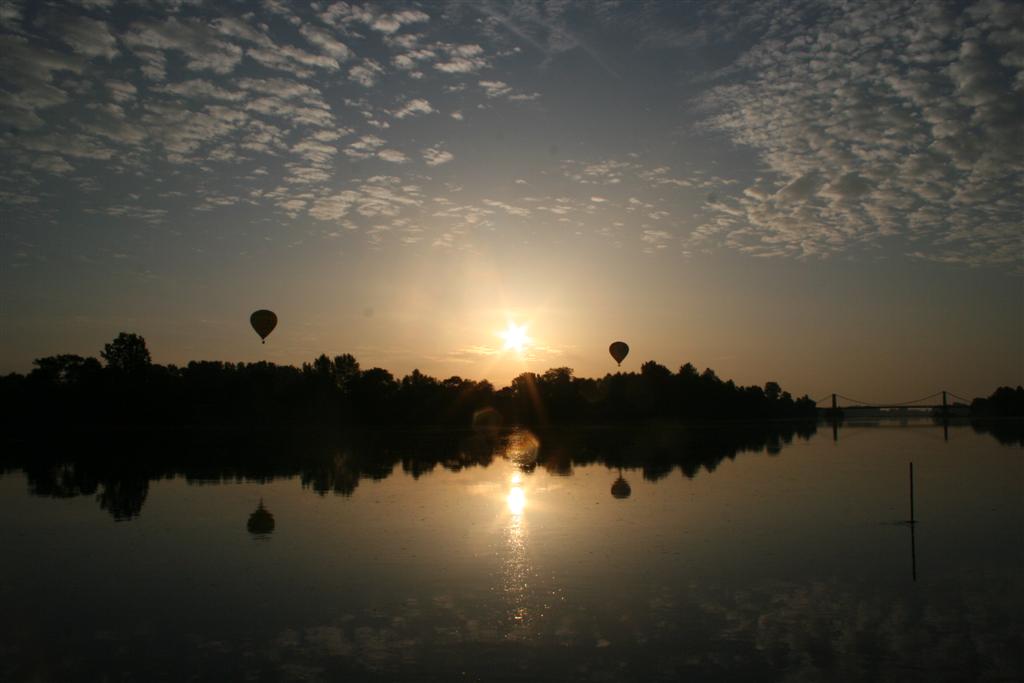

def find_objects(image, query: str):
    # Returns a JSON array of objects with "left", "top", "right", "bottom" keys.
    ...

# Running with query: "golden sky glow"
[{"left": 0, "top": 1, "right": 1020, "bottom": 402}]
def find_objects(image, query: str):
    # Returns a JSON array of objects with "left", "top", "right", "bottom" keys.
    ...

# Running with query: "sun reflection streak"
[
  {"left": 502, "top": 469, "right": 532, "bottom": 636},
  {"left": 507, "top": 486, "right": 526, "bottom": 516}
]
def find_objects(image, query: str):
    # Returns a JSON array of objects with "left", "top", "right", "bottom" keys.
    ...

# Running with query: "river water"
[{"left": 1, "top": 420, "right": 1021, "bottom": 681}]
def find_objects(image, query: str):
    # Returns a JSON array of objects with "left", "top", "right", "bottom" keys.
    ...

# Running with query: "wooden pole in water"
[{"left": 909, "top": 461, "right": 915, "bottom": 523}]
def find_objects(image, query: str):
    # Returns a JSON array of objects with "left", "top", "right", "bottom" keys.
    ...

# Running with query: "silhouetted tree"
[
  {"left": 0, "top": 334, "right": 855, "bottom": 430},
  {"left": 971, "top": 386, "right": 1024, "bottom": 417},
  {"left": 31, "top": 354, "right": 102, "bottom": 385},
  {"left": 102, "top": 333, "right": 151, "bottom": 374},
  {"left": 352, "top": 367, "right": 398, "bottom": 422},
  {"left": 333, "top": 354, "right": 360, "bottom": 390}
]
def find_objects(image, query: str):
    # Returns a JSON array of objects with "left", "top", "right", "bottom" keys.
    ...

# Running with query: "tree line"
[
  {"left": 1, "top": 332, "right": 825, "bottom": 430},
  {"left": 3, "top": 332, "right": 1020, "bottom": 431}
]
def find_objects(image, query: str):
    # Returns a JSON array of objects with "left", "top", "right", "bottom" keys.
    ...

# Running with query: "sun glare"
[
  {"left": 507, "top": 486, "right": 526, "bottom": 516},
  {"left": 498, "top": 322, "right": 531, "bottom": 354}
]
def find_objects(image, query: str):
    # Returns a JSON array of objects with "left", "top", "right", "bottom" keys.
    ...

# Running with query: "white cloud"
[
  {"left": 392, "top": 98, "right": 434, "bottom": 119},
  {"left": 158, "top": 79, "right": 245, "bottom": 102},
  {"left": 478, "top": 79, "right": 542, "bottom": 101},
  {"left": 106, "top": 80, "right": 137, "bottom": 103},
  {"left": 694, "top": 0, "right": 1023, "bottom": 266},
  {"left": 393, "top": 49, "right": 435, "bottom": 71},
  {"left": 434, "top": 44, "right": 487, "bottom": 73},
  {"left": 31, "top": 154, "right": 74, "bottom": 174},
  {"left": 237, "top": 78, "right": 319, "bottom": 100},
  {"left": 309, "top": 191, "right": 359, "bottom": 220},
  {"left": 479, "top": 80, "right": 511, "bottom": 98},
  {"left": 52, "top": 14, "right": 119, "bottom": 59},
  {"left": 299, "top": 25, "right": 352, "bottom": 61},
  {"left": 422, "top": 147, "right": 454, "bottom": 166},
  {"left": 246, "top": 43, "right": 338, "bottom": 75},
  {"left": 245, "top": 96, "right": 334, "bottom": 128},
  {"left": 134, "top": 48, "right": 166, "bottom": 81},
  {"left": 377, "top": 149, "right": 408, "bottom": 163},
  {"left": 124, "top": 18, "right": 243, "bottom": 75},
  {"left": 140, "top": 102, "right": 248, "bottom": 159},
  {"left": 0, "top": 35, "right": 84, "bottom": 129},
  {"left": 322, "top": 4, "right": 429, "bottom": 33},
  {"left": 641, "top": 229, "right": 672, "bottom": 246},
  {"left": 21, "top": 132, "right": 115, "bottom": 160},
  {"left": 292, "top": 140, "right": 338, "bottom": 165},
  {"left": 84, "top": 117, "right": 147, "bottom": 145},
  {"left": 371, "top": 10, "right": 430, "bottom": 34},
  {"left": 349, "top": 60, "right": 384, "bottom": 87},
  {"left": 345, "top": 134, "right": 386, "bottom": 159}
]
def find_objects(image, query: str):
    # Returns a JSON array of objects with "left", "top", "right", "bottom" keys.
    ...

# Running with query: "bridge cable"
[
  {"left": 816, "top": 391, "right": 974, "bottom": 407},
  {"left": 880, "top": 392, "right": 945, "bottom": 407},
  {"left": 833, "top": 391, "right": 943, "bottom": 407}
]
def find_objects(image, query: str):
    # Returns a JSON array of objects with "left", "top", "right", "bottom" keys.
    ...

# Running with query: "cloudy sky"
[{"left": 1, "top": 0, "right": 1021, "bottom": 400}]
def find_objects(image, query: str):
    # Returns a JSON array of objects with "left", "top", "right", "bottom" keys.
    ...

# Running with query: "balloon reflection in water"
[
  {"left": 247, "top": 499, "right": 275, "bottom": 537},
  {"left": 611, "top": 470, "right": 632, "bottom": 499}
]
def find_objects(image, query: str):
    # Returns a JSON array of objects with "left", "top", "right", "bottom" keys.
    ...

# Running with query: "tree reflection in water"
[{"left": 7, "top": 419, "right": 1017, "bottom": 521}]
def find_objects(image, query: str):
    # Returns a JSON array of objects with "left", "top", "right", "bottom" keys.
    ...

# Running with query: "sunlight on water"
[
  {"left": 503, "top": 468, "right": 533, "bottom": 637},
  {"left": 506, "top": 485, "right": 526, "bottom": 517},
  {"left": 0, "top": 422, "right": 1021, "bottom": 681},
  {"left": 507, "top": 475, "right": 526, "bottom": 517}
]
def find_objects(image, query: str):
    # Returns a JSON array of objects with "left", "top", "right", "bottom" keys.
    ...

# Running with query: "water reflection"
[
  {"left": 506, "top": 472, "right": 526, "bottom": 516},
  {"left": 502, "top": 469, "right": 533, "bottom": 636},
  {"left": 0, "top": 421, "right": 1021, "bottom": 681},
  {"left": 610, "top": 473, "right": 632, "bottom": 500},
  {"left": 503, "top": 428, "right": 539, "bottom": 470},
  {"left": 247, "top": 499, "right": 275, "bottom": 537},
  {"left": 4, "top": 418, "right": 1020, "bottom": 521}
]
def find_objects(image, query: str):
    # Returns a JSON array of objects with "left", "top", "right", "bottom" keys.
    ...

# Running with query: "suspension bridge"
[
  {"left": 812, "top": 390, "right": 973, "bottom": 414},
  {"left": 812, "top": 390, "right": 974, "bottom": 442}
]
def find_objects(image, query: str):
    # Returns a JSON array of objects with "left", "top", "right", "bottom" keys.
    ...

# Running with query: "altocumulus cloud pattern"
[{"left": 0, "top": 0, "right": 1020, "bottom": 270}]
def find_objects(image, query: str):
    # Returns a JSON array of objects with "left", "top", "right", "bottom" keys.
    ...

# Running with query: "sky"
[{"left": 1, "top": 0, "right": 1022, "bottom": 402}]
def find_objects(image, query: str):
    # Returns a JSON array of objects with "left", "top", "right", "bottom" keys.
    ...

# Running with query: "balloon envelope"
[
  {"left": 609, "top": 341, "right": 629, "bottom": 366},
  {"left": 250, "top": 309, "right": 277, "bottom": 342}
]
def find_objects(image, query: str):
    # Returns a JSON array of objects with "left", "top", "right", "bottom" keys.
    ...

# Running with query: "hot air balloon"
[
  {"left": 609, "top": 341, "right": 629, "bottom": 366},
  {"left": 250, "top": 309, "right": 277, "bottom": 344}
]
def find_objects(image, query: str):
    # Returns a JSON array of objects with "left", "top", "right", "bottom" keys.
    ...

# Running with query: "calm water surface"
[{"left": 1, "top": 421, "right": 1021, "bottom": 682}]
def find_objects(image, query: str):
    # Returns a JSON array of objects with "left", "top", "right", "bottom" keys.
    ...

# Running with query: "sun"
[{"left": 498, "top": 322, "right": 531, "bottom": 354}]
